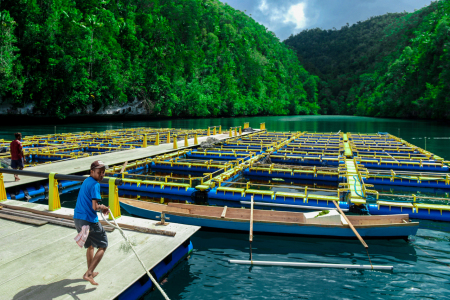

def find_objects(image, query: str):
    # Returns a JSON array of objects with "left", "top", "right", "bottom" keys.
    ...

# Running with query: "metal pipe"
[
  {"left": 0, "top": 168, "right": 122, "bottom": 185},
  {"left": 228, "top": 260, "right": 393, "bottom": 270}
]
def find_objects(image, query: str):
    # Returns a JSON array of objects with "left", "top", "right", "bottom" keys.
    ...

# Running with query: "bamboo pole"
[
  {"left": 249, "top": 195, "right": 254, "bottom": 261},
  {"left": 332, "top": 200, "right": 367, "bottom": 248},
  {"left": 228, "top": 260, "right": 393, "bottom": 270},
  {"left": 120, "top": 161, "right": 128, "bottom": 174}
]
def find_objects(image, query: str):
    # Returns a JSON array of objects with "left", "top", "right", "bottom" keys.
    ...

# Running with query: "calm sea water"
[{"left": 2, "top": 115, "right": 450, "bottom": 299}]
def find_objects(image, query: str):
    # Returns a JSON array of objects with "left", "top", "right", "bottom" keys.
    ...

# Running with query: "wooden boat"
[{"left": 120, "top": 198, "right": 419, "bottom": 239}]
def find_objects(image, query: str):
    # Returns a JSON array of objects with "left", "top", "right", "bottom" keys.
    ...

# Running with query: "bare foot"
[
  {"left": 93, "top": 272, "right": 99, "bottom": 278},
  {"left": 15, "top": 178, "right": 20, "bottom": 182},
  {"left": 83, "top": 273, "right": 99, "bottom": 286}
]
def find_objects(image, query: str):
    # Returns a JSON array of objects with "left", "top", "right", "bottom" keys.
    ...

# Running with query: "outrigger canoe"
[{"left": 120, "top": 198, "right": 419, "bottom": 239}]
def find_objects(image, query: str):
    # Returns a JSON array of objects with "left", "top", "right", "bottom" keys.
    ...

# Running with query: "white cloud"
[
  {"left": 257, "top": 1, "right": 308, "bottom": 32},
  {"left": 284, "top": 2, "right": 307, "bottom": 29},
  {"left": 221, "top": 0, "right": 433, "bottom": 40},
  {"left": 259, "top": 0, "right": 269, "bottom": 12}
]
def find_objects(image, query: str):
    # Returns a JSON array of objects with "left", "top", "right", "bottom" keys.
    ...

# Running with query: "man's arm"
[
  {"left": 92, "top": 200, "right": 109, "bottom": 215},
  {"left": 91, "top": 183, "right": 108, "bottom": 215}
]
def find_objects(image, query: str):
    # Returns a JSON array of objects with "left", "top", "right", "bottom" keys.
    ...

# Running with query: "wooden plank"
[
  {"left": 167, "top": 202, "right": 306, "bottom": 223},
  {"left": 1, "top": 202, "right": 175, "bottom": 236},
  {"left": 221, "top": 206, "right": 227, "bottom": 218},
  {"left": 0, "top": 213, "right": 47, "bottom": 226},
  {"left": 0, "top": 201, "right": 200, "bottom": 300},
  {"left": 0, "top": 223, "right": 138, "bottom": 299},
  {"left": 0, "top": 226, "right": 75, "bottom": 265},
  {"left": 124, "top": 198, "right": 190, "bottom": 214},
  {"left": 0, "top": 208, "right": 115, "bottom": 232}
]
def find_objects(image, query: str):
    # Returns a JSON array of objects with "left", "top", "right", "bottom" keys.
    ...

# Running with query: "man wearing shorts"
[
  {"left": 10, "top": 132, "right": 24, "bottom": 181},
  {"left": 74, "top": 160, "right": 110, "bottom": 285}
]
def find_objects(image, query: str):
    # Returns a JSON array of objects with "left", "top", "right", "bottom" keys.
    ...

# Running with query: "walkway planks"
[
  {"left": 0, "top": 199, "right": 200, "bottom": 300},
  {"left": 4, "top": 131, "right": 257, "bottom": 189}
]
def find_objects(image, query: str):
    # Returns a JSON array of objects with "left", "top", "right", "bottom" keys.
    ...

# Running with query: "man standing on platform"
[
  {"left": 74, "top": 160, "right": 110, "bottom": 286},
  {"left": 10, "top": 132, "right": 24, "bottom": 181}
]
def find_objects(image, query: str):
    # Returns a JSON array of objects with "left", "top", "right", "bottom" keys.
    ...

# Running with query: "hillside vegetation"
[
  {"left": 285, "top": 0, "right": 450, "bottom": 119},
  {"left": 0, "top": 0, "right": 319, "bottom": 118}
]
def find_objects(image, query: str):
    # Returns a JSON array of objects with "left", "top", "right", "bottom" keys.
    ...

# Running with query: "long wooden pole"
[
  {"left": 0, "top": 203, "right": 176, "bottom": 236},
  {"left": 120, "top": 161, "right": 128, "bottom": 174},
  {"left": 332, "top": 200, "right": 368, "bottom": 249},
  {"left": 249, "top": 195, "right": 254, "bottom": 261}
]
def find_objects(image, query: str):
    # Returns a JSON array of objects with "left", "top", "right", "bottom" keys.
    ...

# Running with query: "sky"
[{"left": 219, "top": 0, "right": 434, "bottom": 40}]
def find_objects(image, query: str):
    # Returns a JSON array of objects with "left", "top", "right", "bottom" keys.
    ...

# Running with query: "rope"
[
  {"left": 365, "top": 248, "right": 373, "bottom": 270},
  {"left": 412, "top": 242, "right": 450, "bottom": 268},
  {"left": 353, "top": 175, "right": 366, "bottom": 199},
  {"left": 101, "top": 213, "right": 171, "bottom": 300}
]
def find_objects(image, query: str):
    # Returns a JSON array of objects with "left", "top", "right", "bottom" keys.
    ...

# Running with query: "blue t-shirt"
[{"left": 74, "top": 176, "right": 102, "bottom": 223}]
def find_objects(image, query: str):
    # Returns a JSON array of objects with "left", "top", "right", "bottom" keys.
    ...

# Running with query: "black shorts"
[
  {"left": 74, "top": 218, "right": 108, "bottom": 249},
  {"left": 11, "top": 159, "right": 24, "bottom": 169}
]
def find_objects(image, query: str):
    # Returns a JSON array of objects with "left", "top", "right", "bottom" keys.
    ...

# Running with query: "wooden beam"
[
  {"left": 0, "top": 212, "right": 48, "bottom": 226},
  {"left": 0, "top": 203, "right": 175, "bottom": 236},
  {"left": 0, "top": 208, "right": 115, "bottom": 231}
]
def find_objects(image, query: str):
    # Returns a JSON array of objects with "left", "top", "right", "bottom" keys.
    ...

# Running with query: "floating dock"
[
  {"left": 0, "top": 124, "right": 261, "bottom": 299},
  {"left": 0, "top": 200, "right": 199, "bottom": 300},
  {"left": 2, "top": 125, "right": 450, "bottom": 223},
  {"left": 98, "top": 130, "right": 450, "bottom": 222},
  {"left": 2, "top": 126, "right": 254, "bottom": 190}
]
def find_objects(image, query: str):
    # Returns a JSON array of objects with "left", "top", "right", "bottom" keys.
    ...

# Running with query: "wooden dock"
[
  {"left": 4, "top": 131, "right": 256, "bottom": 189},
  {"left": 0, "top": 200, "right": 200, "bottom": 300}
]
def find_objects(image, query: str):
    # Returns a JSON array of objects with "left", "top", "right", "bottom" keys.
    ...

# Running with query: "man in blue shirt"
[{"left": 74, "top": 160, "right": 110, "bottom": 286}]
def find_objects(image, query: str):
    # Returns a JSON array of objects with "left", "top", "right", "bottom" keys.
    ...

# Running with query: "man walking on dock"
[
  {"left": 74, "top": 160, "right": 110, "bottom": 286},
  {"left": 10, "top": 132, "right": 24, "bottom": 181}
]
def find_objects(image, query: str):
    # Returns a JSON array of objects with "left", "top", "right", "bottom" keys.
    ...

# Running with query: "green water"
[{"left": 2, "top": 115, "right": 450, "bottom": 299}]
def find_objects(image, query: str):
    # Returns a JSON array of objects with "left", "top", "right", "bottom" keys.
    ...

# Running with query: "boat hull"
[{"left": 120, "top": 201, "right": 418, "bottom": 239}]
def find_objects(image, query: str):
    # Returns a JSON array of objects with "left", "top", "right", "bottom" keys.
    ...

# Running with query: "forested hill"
[
  {"left": 0, "top": 0, "right": 319, "bottom": 119},
  {"left": 284, "top": 0, "right": 450, "bottom": 120}
]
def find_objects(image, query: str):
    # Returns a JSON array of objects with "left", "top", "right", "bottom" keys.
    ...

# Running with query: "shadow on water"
[
  {"left": 416, "top": 219, "right": 450, "bottom": 233},
  {"left": 145, "top": 258, "right": 195, "bottom": 300},
  {"left": 191, "top": 231, "right": 417, "bottom": 263},
  {"left": 13, "top": 279, "right": 95, "bottom": 300}
]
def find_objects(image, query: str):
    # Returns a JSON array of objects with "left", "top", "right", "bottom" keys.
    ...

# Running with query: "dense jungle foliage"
[
  {"left": 285, "top": 0, "right": 450, "bottom": 119},
  {"left": 0, "top": 0, "right": 319, "bottom": 118}
]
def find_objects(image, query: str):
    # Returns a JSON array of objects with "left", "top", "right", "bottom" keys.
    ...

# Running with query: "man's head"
[
  {"left": 14, "top": 132, "right": 22, "bottom": 140},
  {"left": 90, "top": 160, "right": 108, "bottom": 182}
]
